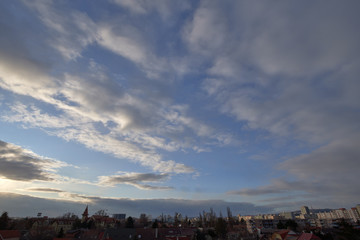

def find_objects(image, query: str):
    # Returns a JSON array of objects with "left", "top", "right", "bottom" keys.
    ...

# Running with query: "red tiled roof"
[
  {"left": 278, "top": 230, "right": 290, "bottom": 238},
  {"left": 0, "top": 230, "right": 21, "bottom": 238},
  {"left": 297, "top": 233, "right": 321, "bottom": 240}
]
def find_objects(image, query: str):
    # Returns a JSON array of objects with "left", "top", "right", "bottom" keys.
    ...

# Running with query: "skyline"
[{"left": 1, "top": 0, "right": 360, "bottom": 217}]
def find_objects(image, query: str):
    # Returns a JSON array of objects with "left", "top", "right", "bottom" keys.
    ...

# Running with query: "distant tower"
[
  {"left": 301, "top": 206, "right": 310, "bottom": 215},
  {"left": 82, "top": 205, "right": 89, "bottom": 222}
]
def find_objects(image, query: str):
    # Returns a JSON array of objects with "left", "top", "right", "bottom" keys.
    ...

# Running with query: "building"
[
  {"left": 279, "top": 212, "right": 294, "bottom": 220},
  {"left": 301, "top": 206, "right": 310, "bottom": 215},
  {"left": 51, "top": 219, "right": 75, "bottom": 235},
  {"left": 334, "top": 208, "right": 350, "bottom": 219},
  {"left": 348, "top": 208, "right": 360, "bottom": 222}
]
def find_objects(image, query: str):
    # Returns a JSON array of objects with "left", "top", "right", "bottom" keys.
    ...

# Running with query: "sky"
[{"left": 0, "top": 0, "right": 360, "bottom": 218}]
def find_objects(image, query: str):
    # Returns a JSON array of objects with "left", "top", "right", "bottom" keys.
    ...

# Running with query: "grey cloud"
[
  {"left": 0, "top": 1, "right": 54, "bottom": 94},
  {"left": 0, "top": 192, "right": 274, "bottom": 218},
  {"left": 98, "top": 172, "right": 172, "bottom": 190},
  {"left": 228, "top": 187, "right": 285, "bottom": 196},
  {"left": 186, "top": 1, "right": 360, "bottom": 77},
  {"left": 228, "top": 170, "right": 360, "bottom": 209},
  {"left": 263, "top": 197, "right": 356, "bottom": 213},
  {"left": 278, "top": 136, "right": 360, "bottom": 200},
  {"left": 192, "top": 1, "right": 360, "bottom": 143},
  {"left": 27, "top": 188, "right": 65, "bottom": 193},
  {"left": 228, "top": 179, "right": 326, "bottom": 197},
  {"left": 0, "top": 160, "right": 51, "bottom": 181},
  {"left": 0, "top": 140, "right": 67, "bottom": 182},
  {"left": 258, "top": 195, "right": 298, "bottom": 203}
]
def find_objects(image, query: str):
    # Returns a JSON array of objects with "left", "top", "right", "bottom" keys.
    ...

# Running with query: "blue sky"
[{"left": 1, "top": 0, "right": 360, "bottom": 218}]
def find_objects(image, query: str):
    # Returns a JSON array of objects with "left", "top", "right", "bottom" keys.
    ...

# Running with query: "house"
[
  {"left": 90, "top": 215, "right": 117, "bottom": 229},
  {"left": 0, "top": 230, "right": 21, "bottom": 240},
  {"left": 51, "top": 219, "right": 75, "bottom": 235}
]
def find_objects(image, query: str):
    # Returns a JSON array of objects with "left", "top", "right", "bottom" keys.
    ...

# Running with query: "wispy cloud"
[
  {"left": 0, "top": 0, "right": 234, "bottom": 175},
  {"left": 98, "top": 172, "right": 172, "bottom": 190},
  {"left": 24, "top": 1, "right": 98, "bottom": 60},
  {"left": 110, "top": 0, "right": 191, "bottom": 21},
  {"left": 26, "top": 188, "right": 65, "bottom": 193}
]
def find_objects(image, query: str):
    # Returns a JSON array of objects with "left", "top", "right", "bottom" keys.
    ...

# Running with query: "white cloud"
[
  {"left": 111, "top": 0, "right": 147, "bottom": 14},
  {"left": 97, "top": 26, "right": 147, "bottom": 64},
  {"left": 24, "top": 0, "right": 98, "bottom": 60},
  {"left": 23, "top": 0, "right": 186, "bottom": 80},
  {"left": 183, "top": 2, "right": 228, "bottom": 56},
  {"left": 2, "top": 102, "right": 195, "bottom": 174},
  {"left": 111, "top": 0, "right": 191, "bottom": 21}
]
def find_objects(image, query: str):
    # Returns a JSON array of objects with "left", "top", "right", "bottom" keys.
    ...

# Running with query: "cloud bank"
[{"left": 0, "top": 192, "right": 273, "bottom": 218}]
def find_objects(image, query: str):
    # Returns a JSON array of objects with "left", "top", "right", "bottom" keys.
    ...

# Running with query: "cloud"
[
  {"left": 188, "top": 1, "right": 360, "bottom": 209},
  {"left": 24, "top": 1, "right": 98, "bottom": 60},
  {"left": 190, "top": 1, "right": 360, "bottom": 143},
  {"left": 24, "top": 0, "right": 188, "bottom": 79},
  {"left": 110, "top": 0, "right": 191, "bottom": 21},
  {"left": 98, "top": 172, "right": 172, "bottom": 190},
  {"left": 278, "top": 136, "right": 360, "bottom": 201},
  {"left": 27, "top": 188, "right": 65, "bottom": 193},
  {"left": 97, "top": 26, "right": 148, "bottom": 65},
  {"left": 280, "top": 137, "right": 360, "bottom": 181},
  {"left": 0, "top": 140, "right": 70, "bottom": 182},
  {"left": 3, "top": 101, "right": 195, "bottom": 174},
  {"left": 1, "top": 1, "right": 236, "bottom": 175},
  {"left": 0, "top": 192, "right": 274, "bottom": 218},
  {"left": 183, "top": 2, "right": 228, "bottom": 56},
  {"left": 0, "top": 1, "right": 56, "bottom": 100},
  {"left": 185, "top": 1, "right": 360, "bottom": 77},
  {"left": 112, "top": 0, "right": 147, "bottom": 14},
  {"left": 228, "top": 136, "right": 360, "bottom": 206}
]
